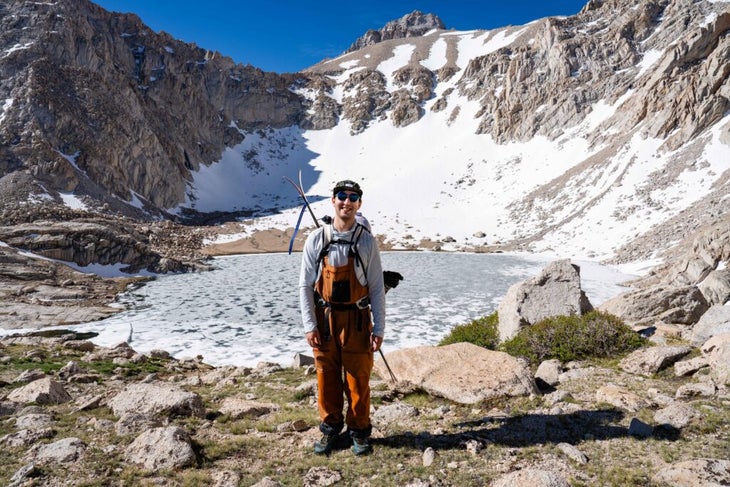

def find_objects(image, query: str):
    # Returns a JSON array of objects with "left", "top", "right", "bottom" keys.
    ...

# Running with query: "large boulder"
[
  {"left": 497, "top": 260, "right": 593, "bottom": 341},
  {"left": 689, "top": 305, "right": 730, "bottom": 346},
  {"left": 599, "top": 285, "right": 709, "bottom": 327},
  {"left": 374, "top": 342, "right": 538, "bottom": 404}
]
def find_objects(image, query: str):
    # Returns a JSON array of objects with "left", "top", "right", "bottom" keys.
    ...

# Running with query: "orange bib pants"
[{"left": 314, "top": 254, "right": 373, "bottom": 437}]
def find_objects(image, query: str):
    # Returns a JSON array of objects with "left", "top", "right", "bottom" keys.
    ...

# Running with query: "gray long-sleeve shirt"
[{"left": 299, "top": 223, "right": 386, "bottom": 337}]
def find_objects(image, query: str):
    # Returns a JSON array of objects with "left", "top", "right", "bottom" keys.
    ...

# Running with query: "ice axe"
[{"left": 284, "top": 171, "right": 400, "bottom": 383}]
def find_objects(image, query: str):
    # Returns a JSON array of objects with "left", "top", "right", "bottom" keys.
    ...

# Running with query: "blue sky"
[{"left": 93, "top": 0, "right": 588, "bottom": 73}]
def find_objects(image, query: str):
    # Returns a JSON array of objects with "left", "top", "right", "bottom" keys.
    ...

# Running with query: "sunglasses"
[{"left": 336, "top": 192, "right": 361, "bottom": 202}]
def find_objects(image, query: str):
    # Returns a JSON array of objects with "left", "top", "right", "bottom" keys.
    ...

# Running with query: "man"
[{"left": 299, "top": 179, "right": 386, "bottom": 456}]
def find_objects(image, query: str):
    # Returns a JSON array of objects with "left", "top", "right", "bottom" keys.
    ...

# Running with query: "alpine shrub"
[
  {"left": 500, "top": 310, "right": 644, "bottom": 364},
  {"left": 439, "top": 312, "right": 499, "bottom": 349}
]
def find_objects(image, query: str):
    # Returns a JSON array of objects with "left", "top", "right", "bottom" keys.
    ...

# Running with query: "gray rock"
[
  {"left": 654, "top": 402, "right": 699, "bottom": 429},
  {"left": 249, "top": 476, "right": 283, "bottom": 487},
  {"left": 618, "top": 345, "right": 692, "bottom": 376},
  {"left": 124, "top": 426, "right": 196, "bottom": 472},
  {"left": 7, "top": 378, "right": 72, "bottom": 405},
  {"left": 689, "top": 305, "right": 730, "bottom": 346},
  {"left": 497, "top": 260, "right": 593, "bottom": 341},
  {"left": 303, "top": 466, "right": 342, "bottom": 487},
  {"left": 9, "top": 463, "right": 38, "bottom": 486},
  {"left": 372, "top": 402, "right": 419, "bottom": 427},
  {"left": 697, "top": 269, "right": 730, "bottom": 306},
  {"left": 674, "top": 356, "right": 710, "bottom": 376},
  {"left": 676, "top": 382, "right": 717, "bottom": 399},
  {"left": 595, "top": 385, "right": 650, "bottom": 412},
  {"left": 30, "top": 437, "right": 86, "bottom": 464},
  {"left": 218, "top": 398, "right": 279, "bottom": 420},
  {"left": 0, "top": 428, "right": 54, "bottom": 448},
  {"left": 114, "top": 413, "right": 163, "bottom": 436},
  {"left": 15, "top": 413, "right": 54, "bottom": 430},
  {"left": 107, "top": 382, "right": 205, "bottom": 418},
  {"left": 652, "top": 458, "right": 730, "bottom": 487},
  {"left": 701, "top": 332, "right": 730, "bottom": 387},
  {"left": 0, "top": 401, "right": 19, "bottom": 417},
  {"left": 295, "top": 379, "right": 318, "bottom": 397},
  {"left": 535, "top": 359, "right": 563, "bottom": 387},
  {"left": 12, "top": 369, "right": 46, "bottom": 384},
  {"left": 292, "top": 352, "right": 315, "bottom": 367},
  {"left": 422, "top": 447, "right": 436, "bottom": 467},
  {"left": 628, "top": 418, "right": 653, "bottom": 438},
  {"left": 557, "top": 442, "right": 588, "bottom": 464},
  {"left": 491, "top": 469, "right": 570, "bottom": 487},
  {"left": 210, "top": 470, "right": 243, "bottom": 487},
  {"left": 600, "top": 285, "right": 709, "bottom": 327}
]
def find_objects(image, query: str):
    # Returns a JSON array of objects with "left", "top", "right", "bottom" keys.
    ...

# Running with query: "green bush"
[
  {"left": 500, "top": 310, "right": 644, "bottom": 364},
  {"left": 439, "top": 312, "right": 499, "bottom": 349}
]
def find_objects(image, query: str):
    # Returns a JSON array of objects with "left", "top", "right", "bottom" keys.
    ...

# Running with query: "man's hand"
[
  {"left": 306, "top": 330, "right": 321, "bottom": 349},
  {"left": 371, "top": 334, "right": 383, "bottom": 353}
]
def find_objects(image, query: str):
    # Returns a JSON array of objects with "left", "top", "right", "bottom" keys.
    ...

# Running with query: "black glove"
[{"left": 383, "top": 271, "right": 404, "bottom": 291}]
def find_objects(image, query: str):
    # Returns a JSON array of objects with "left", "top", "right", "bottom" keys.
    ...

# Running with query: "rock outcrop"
[
  {"left": 0, "top": 0, "right": 303, "bottom": 214},
  {"left": 497, "top": 259, "right": 593, "bottom": 341},
  {"left": 600, "top": 216, "right": 729, "bottom": 340},
  {"left": 345, "top": 11, "right": 445, "bottom": 53}
]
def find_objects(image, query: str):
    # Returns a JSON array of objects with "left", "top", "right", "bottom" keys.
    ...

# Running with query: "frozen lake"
[{"left": 8, "top": 252, "right": 634, "bottom": 367}]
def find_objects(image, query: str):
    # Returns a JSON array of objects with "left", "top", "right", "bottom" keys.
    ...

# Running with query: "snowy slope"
[{"left": 176, "top": 3, "right": 730, "bottom": 263}]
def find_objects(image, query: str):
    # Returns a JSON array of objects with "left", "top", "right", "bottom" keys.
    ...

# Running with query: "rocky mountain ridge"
[
  {"left": 344, "top": 10, "right": 446, "bottom": 54},
  {"left": 0, "top": 0, "right": 727, "bottom": 260}
]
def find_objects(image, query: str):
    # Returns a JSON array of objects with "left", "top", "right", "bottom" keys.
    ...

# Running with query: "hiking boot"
[
  {"left": 351, "top": 436, "right": 372, "bottom": 456},
  {"left": 313, "top": 433, "right": 337, "bottom": 455}
]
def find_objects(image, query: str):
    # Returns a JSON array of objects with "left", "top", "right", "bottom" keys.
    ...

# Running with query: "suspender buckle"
[{"left": 356, "top": 296, "right": 371, "bottom": 309}]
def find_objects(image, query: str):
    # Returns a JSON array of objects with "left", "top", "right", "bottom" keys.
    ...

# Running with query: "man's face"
[{"left": 332, "top": 191, "right": 362, "bottom": 221}]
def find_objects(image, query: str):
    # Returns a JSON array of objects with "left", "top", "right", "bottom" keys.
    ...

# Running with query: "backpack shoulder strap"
[
  {"left": 316, "top": 224, "right": 333, "bottom": 266},
  {"left": 351, "top": 223, "right": 367, "bottom": 274}
]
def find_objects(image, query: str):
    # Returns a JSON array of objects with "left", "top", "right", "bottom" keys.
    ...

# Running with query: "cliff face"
[{"left": 0, "top": 0, "right": 303, "bottom": 213}]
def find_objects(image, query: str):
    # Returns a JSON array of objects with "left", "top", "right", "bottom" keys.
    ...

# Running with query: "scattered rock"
[
  {"left": 618, "top": 345, "right": 692, "bottom": 376},
  {"left": 557, "top": 442, "right": 588, "bottom": 464},
  {"left": 654, "top": 401, "right": 699, "bottom": 429},
  {"left": 651, "top": 458, "right": 730, "bottom": 487},
  {"left": 107, "top": 382, "right": 205, "bottom": 418},
  {"left": 595, "top": 385, "right": 650, "bottom": 412},
  {"left": 218, "top": 398, "right": 279, "bottom": 420},
  {"left": 491, "top": 469, "right": 570, "bottom": 487},
  {"left": 7, "top": 378, "right": 72, "bottom": 405},
  {"left": 124, "top": 426, "right": 196, "bottom": 472},
  {"left": 422, "top": 447, "right": 436, "bottom": 467},
  {"left": 29, "top": 437, "right": 86, "bottom": 464}
]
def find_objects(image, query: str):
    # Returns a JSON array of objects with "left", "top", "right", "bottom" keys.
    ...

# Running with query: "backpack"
[{"left": 316, "top": 222, "right": 369, "bottom": 279}]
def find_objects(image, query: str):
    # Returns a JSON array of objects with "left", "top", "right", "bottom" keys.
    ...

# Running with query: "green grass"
[{"left": 439, "top": 312, "right": 499, "bottom": 349}]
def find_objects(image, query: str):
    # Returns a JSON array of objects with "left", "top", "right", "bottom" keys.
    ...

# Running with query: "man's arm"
[
  {"left": 365, "top": 236, "right": 386, "bottom": 337},
  {"left": 299, "top": 231, "right": 321, "bottom": 335}
]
